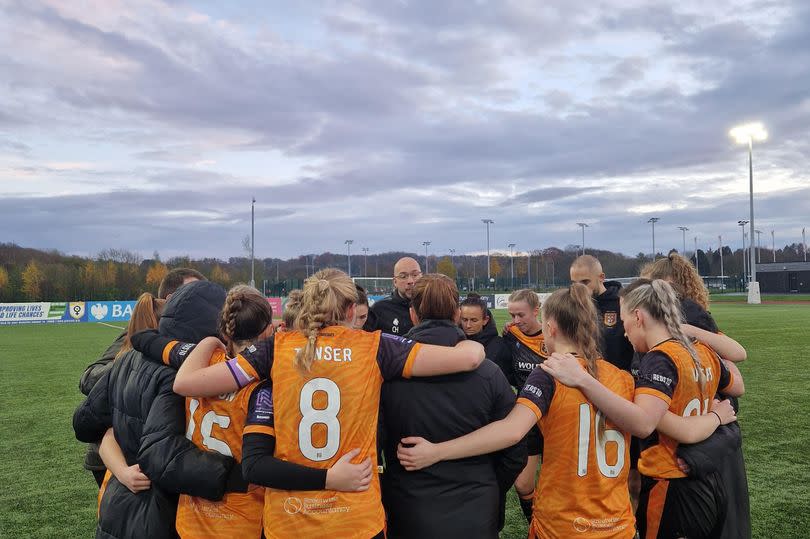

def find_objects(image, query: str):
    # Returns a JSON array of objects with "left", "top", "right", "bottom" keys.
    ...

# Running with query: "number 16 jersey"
[{"left": 233, "top": 326, "right": 421, "bottom": 539}]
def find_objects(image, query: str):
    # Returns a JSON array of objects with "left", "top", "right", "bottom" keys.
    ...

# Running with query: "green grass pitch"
[{"left": 1, "top": 303, "right": 808, "bottom": 538}]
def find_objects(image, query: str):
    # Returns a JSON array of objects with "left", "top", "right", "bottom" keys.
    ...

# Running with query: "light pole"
[
  {"left": 345, "top": 240, "right": 353, "bottom": 277},
  {"left": 422, "top": 241, "right": 431, "bottom": 272},
  {"left": 804, "top": 228, "right": 808, "bottom": 262},
  {"left": 678, "top": 226, "right": 689, "bottom": 256},
  {"left": 449, "top": 248, "right": 456, "bottom": 279},
  {"left": 719, "top": 235, "right": 725, "bottom": 283},
  {"left": 694, "top": 236, "right": 699, "bottom": 275},
  {"left": 744, "top": 230, "right": 749, "bottom": 282},
  {"left": 648, "top": 218, "right": 660, "bottom": 259},
  {"left": 730, "top": 121, "right": 767, "bottom": 303},
  {"left": 250, "top": 197, "right": 256, "bottom": 287},
  {"left": 527, "top": 250, "right": 531, "bottom": 287},
  {"left": 755, "top": 230, "right": 762, "bottom": 263},
  {"left": 482, "top": 219, "right": 494, "bottom": 282},
  {"left": 771, "top": 230, "right": 776, "bottom": 262},
  {"left": 738, "top": 220, "right": 749, "bottom": 283},
  {"left": 508, "top": 243, "right": 516, "bottom": 289},
  {"left": 576, "top": 223, "right": 589, "bottom": 256},
  {"left": 361, "top": 247, "right": 369, "bottom": 277}
]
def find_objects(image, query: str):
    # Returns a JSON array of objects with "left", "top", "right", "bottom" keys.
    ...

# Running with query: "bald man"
[
  {"left": 569, "top": 255, "right": 634, "bottom": 371},
  {"left": 364, "top": 257, "right": 422, "bottom": 335}
]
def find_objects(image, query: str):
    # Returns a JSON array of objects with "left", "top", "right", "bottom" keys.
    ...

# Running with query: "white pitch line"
[{"left": 97, "top": 322, "right": 126, "bottom": 330}]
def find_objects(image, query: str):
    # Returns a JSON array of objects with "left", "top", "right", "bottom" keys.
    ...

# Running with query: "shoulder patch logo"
[{"left": 603, "top": 311, "right": 617, "bottom": 327}]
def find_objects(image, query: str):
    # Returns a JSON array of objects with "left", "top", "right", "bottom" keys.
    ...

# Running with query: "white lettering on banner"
[{"left": 112, "top": 303, "right": 133, "bottom": 318}]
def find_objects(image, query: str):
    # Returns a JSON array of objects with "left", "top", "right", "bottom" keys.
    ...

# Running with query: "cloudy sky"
[{"left": 2, "top": 0, "right": 809, "bottom": 261}]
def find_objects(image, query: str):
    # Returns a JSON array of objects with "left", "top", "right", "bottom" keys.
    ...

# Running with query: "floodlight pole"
[
  {"left": 771, "top": 230, "right": 776, "bottom": 262},
  {"left": 804, "top": 228, "right": 807, "bottom": 262},
  {"left": 482, "top": 219, "right": 494, "bottom": 282},
  {"left": 345, "top": 240, "right": 353, "bottom": 277},
  {"left": 250, "top": 197, "right": 256, "bottom": 287},
  {"left": 755, "top": 230, "right": 762, "bottom": 263},
  {"left": 678, "top": 226, "right": 689, "bottom": 256},
  {"left": 719, "top": 235, "right": 725, "bottom": 282},
  {"left": 648, "top": 218, "right": 660, "bottom": 259},
  {"left": 362, "top": 247, "right": 369, "bottom": 277},
  {"left": 694, "top": 236, "right": 699, "bottom": 275},
  {"left": 508, "top": 243, "right": 516, "bottom": 288},
  {"left": 422, "top": 241, "right": 431, "bottom": 273},
  {"left": 738, "top": 220, "right": 749, "bottom": 283},
  {"left": 576, "top": 223, "right": 589, "bottom": 255}
]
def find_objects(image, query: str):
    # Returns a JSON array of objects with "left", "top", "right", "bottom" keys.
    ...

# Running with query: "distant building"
[{"left": 755, "top": 262, "right": 810, "bottom": 293}]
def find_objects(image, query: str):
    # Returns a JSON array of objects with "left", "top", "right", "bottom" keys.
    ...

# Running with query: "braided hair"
[
  {"left": 294, "top": 268, "right": 357, "bottom": 373},
  {"left": 621, "top": 278, "right": 706, "bottom": 393},
  {"left": 218, "top": 285, "right": 273, "bottom": 358}
]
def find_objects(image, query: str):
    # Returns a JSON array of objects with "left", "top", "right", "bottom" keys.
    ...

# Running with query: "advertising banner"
[
  {"left": 267, "top": 297, "right": 283, "bottom": 318},
  {"left": 0, "top": 302, "right": 87, "bottom": 325},
  {"left": 87, "top": 301, "right": 138, "bottom": 323}
]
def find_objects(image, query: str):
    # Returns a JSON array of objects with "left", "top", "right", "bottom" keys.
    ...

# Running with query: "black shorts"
[
  {"left": 637, "top": 473, "right": 726, "bottom": 539},
  {"left": 527, "top": 425, "right": 543, "bottom": 456}
]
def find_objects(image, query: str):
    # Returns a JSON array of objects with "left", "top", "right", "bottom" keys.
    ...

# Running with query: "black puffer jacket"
[
  {"left": 466, "top": 311, "right": 512, "bottom": 378},
  {"left": 73, "top": 281, "right": 236, "bottom": 539},
  {"left": 380, "top": 320, "right": 527, "bottom": 538}
]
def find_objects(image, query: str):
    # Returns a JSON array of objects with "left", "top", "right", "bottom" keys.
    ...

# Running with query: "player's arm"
[
  {"left": 240, "top": 382, "right": 371, "bottom": 492},
  {"left": 409, "top": 340, "right": 485, "bottom": 376},
  {"left": 682, "top": 324, "right": 746, "bottom": 362},
  {"left": 398, "top": 404, "right": 536, "bottom": 471},
  {"left": 656, "top": 399, "right": 737, "bottom": 444},
  {"left": 172, "top": 337, "right": 237, "bottom": 396},
  {"left": 130, "top": 329, "right": 195, "bottom": 369},
  {"left": 541, "top": 352, "right": 667, "bottom": 438},
  {"left": 720, "top": 359, "right": 745, "bottom": 397},
  {"left": 99, "top": 428, "right": 151, "bottom": 493}
]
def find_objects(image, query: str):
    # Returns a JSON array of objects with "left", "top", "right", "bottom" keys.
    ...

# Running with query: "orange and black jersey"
[
  {"left": 635, "top": 339, "right": 734, "bottom": 479},
  {"left": 518, "top": 362, "right": 635, "bottom": 538},
  {"left": 502, "top": 326, "right": 548, "bottom": 389}
]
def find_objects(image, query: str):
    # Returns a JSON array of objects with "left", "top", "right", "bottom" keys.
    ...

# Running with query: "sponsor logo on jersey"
[
  {"left": 603, "top": 311, "right": 618, "bottom": 327},
  {"left": 283, "top": 497, "right": 303, "bottom": 515},
  {"left": 69, "top": 302, "right": 85, "bottom": 320},
  {"left": 523, "top": 383, "right": 543, "bottom": 398}
]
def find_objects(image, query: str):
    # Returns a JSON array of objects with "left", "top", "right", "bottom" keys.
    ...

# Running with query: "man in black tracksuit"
[
  {"left": 569, "top": 255, "right": 635, "bottom": 371},
  {"left": 364, "top": 256, "right": 421, "bottom": 335},
  {"left": 380, "top": 318, "right": 527, "bottom": 538}
]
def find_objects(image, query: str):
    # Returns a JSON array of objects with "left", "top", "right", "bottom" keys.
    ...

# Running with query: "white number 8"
[{"left": 299, "top": 378, "right": 341, "bottom": 462}]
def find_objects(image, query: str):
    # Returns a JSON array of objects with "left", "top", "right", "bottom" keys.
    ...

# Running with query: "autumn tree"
[
  {"left": 0, "top": 266, "right": 8, "bottom": 291},
  {"left": 211, "top": 264, "right": 231, "bottom": 286},
  {"left": 146, "top": 262, "right": 168, "bottom": 291},
  {"left": 21, "top": 260, "right": 45, "bottom": 300},
  {"left": 435, "top": 256, "right": 457, "bottom": 279},
  {"left": 490, "top": 258, "right": 502, "bottom": 277}
]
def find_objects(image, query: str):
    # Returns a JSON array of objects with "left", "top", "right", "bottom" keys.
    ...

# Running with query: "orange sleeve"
[
  {"left": 162, "top": 340, "right": 179, "bottom": 365},
  {"left": 400, "top": 342, "right": 423, "bottom": 379},
  {"left": 516, "top": 397, "right": 543, "bottom": 421},
  {"left": 635, "top": 387, "right": 672, "bottom": 406},
  {"left": 243, "top": 424, "right": 275, "bottom": 437}
]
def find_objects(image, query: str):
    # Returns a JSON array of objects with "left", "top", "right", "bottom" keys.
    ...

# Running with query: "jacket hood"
[
  {"left": 405, "top": 319, "right": 465, "bottom": 346},
  {"left": 159, "top": 280, "right": 227, "bottom": 343},
  {"left": 599, "top": 280, "right": 623, "bottom": 300}
]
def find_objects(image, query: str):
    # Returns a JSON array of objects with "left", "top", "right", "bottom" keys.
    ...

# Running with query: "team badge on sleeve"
[{"left": 603, "top": 311, "right": 617, "bottom": 327}]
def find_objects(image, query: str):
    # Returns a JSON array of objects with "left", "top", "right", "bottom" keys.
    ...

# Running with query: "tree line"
[{"left": 0, "top": 242, "right": 807, "bottom": 302}]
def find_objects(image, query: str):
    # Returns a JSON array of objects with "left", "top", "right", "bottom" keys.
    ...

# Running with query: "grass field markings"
[{"left": 96, "top": 322, "right": 126, "bottom": 330}]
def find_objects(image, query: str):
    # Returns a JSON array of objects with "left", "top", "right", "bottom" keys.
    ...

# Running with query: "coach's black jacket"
[
  {"left": 364, "top": 289, "right": 413, "bottom": 335},
  {"left": 595, "top": 280, "right": 635, "bottom": 372},
  {"left": 380, "top": 320, "right": 527, "bottom": 539},
  {"left": 73, "top": 281, "right": 237, "bottom": 539},
  {"left": 466, "top": 312, "right": 512, "bottom": 379}
]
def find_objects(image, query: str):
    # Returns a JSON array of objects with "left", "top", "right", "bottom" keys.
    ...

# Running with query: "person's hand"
[
  {"left": 199, "top": 336, "right": 227, "bottom": 351},
  {"left": 397, "top": 437, "right": 441, "bottom": 471},
  {"left": 711, "top": 399, "right": 737, "bottom": 425},
  {"left": 456, "top": 339, "right": 485, "bottom": 367},
  {"left": 676, "top": 457, "right": 691, "bottom": 475},
  {"left": 119, "top": 464, "right": 151, "bottom": 494},
  {"left": 325, "top": 449, "right": 372, "bottom": 492},
  {"left": 502, "top": 321, "right": 515, "bottom": 336},
  {"left": 540, "top": 352, "right": 588, "bottom": 388}
]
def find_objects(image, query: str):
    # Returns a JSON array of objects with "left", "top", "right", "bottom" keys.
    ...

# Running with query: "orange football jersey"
[
  {"left": 175, "top": 348, "right": 264, "bottom": 539},
  {"left": 635, "top": 339, "right": 733, "bottom": 479},
  {"left": 233, "top": 326, "right": 421, "bottom": 539},
  {"left": 518, "top": 359, "right": 635, "bottom": 538}
]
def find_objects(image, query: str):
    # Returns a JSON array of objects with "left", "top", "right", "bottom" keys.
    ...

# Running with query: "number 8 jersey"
[{"left": 232, "top": 326, "right": 422, "bottom": 539}]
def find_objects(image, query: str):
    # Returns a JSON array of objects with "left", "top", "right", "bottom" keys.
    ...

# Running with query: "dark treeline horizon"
[{"left": 1, "top": 241, "right": 807, "bottom": 302}]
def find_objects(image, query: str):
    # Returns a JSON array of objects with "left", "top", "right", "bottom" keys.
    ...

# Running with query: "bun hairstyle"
[
  {"left": 282, "top": 289, "right": 304, "bottom": 329},
  {"left": 410, "top": 273, "right": 459, "bottom": 322},
  {"left": 118, "top": 292, "right": 165, "bottom": 359},
  {"left": 508, "top": 288, "right": 540, "bottom": 310},
  {"left": 460, "top": 292, "right": 489, "bottom": 319},
  {"left": 620, "top": 278, "right": 706, "bottom": 393},
  {"left": 640, "top": 252, "right": 709, "bottom": 310},
  {"left": 542, "top": 283, "right": 605, "bottom": 436},
  {"left": 218, "top": 285, "right": 273, "bottom": 358},
  {"left": 295, "top": 269, "right": 357, "bottom": 373}
]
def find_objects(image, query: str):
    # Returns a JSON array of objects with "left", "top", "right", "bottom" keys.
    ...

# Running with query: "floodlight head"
[
  {"left": 729, "top": 122, "right": 767, "bottom": 144},
  {"left": 738, "top": 220, "right": 749, "bottom": 226}
]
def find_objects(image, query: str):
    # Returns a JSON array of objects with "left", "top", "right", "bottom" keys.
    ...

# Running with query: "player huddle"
[{"left": 74, "top": 253, "right": 749, "bottom": 539}]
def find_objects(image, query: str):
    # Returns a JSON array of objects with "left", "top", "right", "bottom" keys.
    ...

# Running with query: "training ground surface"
[{"left": 1, "top": 303, "right": 808, "bottom": 538}]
